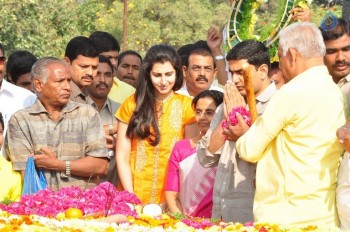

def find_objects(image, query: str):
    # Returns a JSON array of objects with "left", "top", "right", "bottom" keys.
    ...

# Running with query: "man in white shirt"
[
  {"left": 177, "top": 47, "right": 222, "bottom": 97},
  {"left": 0, "top": 43, "right": 36, "bottom": 157}
]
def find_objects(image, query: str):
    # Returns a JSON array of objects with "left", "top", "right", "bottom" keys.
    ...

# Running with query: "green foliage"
[
  {"left": 236, "top": 0, "right": 256, "bottom": 41},
  {"left": 83, "top": 0, "right": 230, "bottom": 56},
  {"left": 257, "top": 0, "right": 288, "bottom": 41},
  {"left": 0, "top": 0, "right": 106, "bottom": 57},
  {"left": 169, "top": 212, "right": 186, "bottom": 220},
  {"left": 0, "top": 0, "right": 230, "bottom": 58},
  {"left": 2, "top": 0, "right": 343, "bottom": 60},
  {"left": 311, "top": 4, "right": 342, "bottom": 25}
]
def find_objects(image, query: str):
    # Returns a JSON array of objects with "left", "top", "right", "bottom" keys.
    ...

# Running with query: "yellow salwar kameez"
[{"left": 116, "top": 93, "right": 195, "bottom": 204}]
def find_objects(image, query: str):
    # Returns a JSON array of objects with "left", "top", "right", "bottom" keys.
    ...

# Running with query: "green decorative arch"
[{"left": 226, "top": 0, "right": 295, "bottom": 61}]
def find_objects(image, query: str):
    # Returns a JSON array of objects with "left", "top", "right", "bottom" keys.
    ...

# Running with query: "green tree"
[
  {"left": 98, "top": 0, "right": 230, "bottom": 56},
  {"left": 0, "top": 0, "right": 106, "bottom": 57},
  {"left": 0, "top": 0, "right": 231, "bottom": 57}
]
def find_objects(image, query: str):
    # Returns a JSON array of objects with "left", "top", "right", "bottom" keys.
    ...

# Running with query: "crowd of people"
[{"left": 2, "top": 5, "right": 350, "bottom": 230}]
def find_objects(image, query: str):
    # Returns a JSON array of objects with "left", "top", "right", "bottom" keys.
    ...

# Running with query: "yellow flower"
[
  {"left": 252, "top": 2, "right": 261, "bottom": 10},
  {"left": 161, "top": 214, "right": 170, "bottom": 220},
  {"left": 295, "top": 0, "right": 309, "bottom": 9},
  {"left": 55, "top": 212, "right": 65, "bottom": 220},
  {"left": 224, "top": 223, "right": 244, "bottom": 231}
]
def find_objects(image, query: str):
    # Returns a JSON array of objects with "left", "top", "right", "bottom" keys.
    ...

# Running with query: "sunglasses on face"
[{"left": 0, "top": 56, "right": 6, "bottom": 64}]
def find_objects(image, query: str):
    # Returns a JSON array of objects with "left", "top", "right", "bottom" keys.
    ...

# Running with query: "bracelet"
[
  {"left": 65, "top": 161, "right": 71, "bottom": 177},
  {"left": 214, "top": 55, "right": 225, "bottom": 61}
]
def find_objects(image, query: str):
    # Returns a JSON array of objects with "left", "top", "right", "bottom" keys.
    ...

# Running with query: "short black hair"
[
  {"left": 0, "top": 112, "right": 3, "bottom": 130},
  {"left": 0, "top": 43, "right": 4, "bottom": 56},
  {"left": 177, "top": 43, "right": 198, "bottom": 67},
  {"left": 226, "top": 39, "right": 270, "bottom": 70},
  {"left": 98, "top": 55, "right": 113, "bottom": 73},
  {"left": 192, "top": 90, "right": 223, "bottom": 109},
  {"left": 64, "top": 36, "right": 99, "bottom": 62},
  {"left": 186, "top": 47, "right": 216, "bottom": 68},
  {"left": 320, "top": 18, "right": 350, "bottom": 41},
  {"left": 89, "top": 31, "right": 120, "bottom": 53},
  {"left": 194, "top": 40, "right": 211, "bottom": 52},
  {"left": 7, "top": 51, "right": 37, "bottom": 83},
  {"left": 270, "top": 61, "right": 279, "bottom": 70},
  {"left": 117, "top": 50, "right": 142, "bottom": 67}
]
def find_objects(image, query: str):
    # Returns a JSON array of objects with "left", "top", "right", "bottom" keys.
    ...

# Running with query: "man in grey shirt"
[
  {"left": 87, "top": 55, "right": 120, "bottom": 186},
  {"left": 197, "top": 40, "right": 277, "bottom": 223},
  {"left": 6, "top": 57, "right": 108, "bottom": 191}
]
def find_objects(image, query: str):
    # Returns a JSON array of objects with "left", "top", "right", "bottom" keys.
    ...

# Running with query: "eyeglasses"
[{"left": 0, "top": 56, "right": 6, "bottom": 64}]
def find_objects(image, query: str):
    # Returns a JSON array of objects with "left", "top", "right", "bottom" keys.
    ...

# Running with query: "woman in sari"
[
  {"left": 115, "top": 44, "right": 198, "bottom": 204},
  {"left": 165, "top": 90, "right": 223, "bottom": 217}
]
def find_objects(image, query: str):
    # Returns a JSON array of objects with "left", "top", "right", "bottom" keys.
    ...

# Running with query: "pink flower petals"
[
  {"left": 0, "top": 182, "right": 141, "bottom": 217},
  {"left": 221, "top": 106, "right": 252, "bottom": 130},
  {"left": 181, "top": 218, "right": 213, "bottom": 229}
]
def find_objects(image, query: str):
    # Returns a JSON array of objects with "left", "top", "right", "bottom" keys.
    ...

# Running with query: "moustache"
[
  {"left": 82, "top": 75, "right": 93, "bottom": 80},
  {"left": 122, "top": 75, "right": 135, "bottom": 80},
  {"left": 195, "top": 76, "right": 208, "bottom": 82},
  {"left": 96, "top": 83, "right": 109, "bottom": 88},
  {"left": 333, "top": 61, "right": 350, "bottom": 68}
]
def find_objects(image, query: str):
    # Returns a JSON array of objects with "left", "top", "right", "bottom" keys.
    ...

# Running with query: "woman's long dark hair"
[{"left": 126, "top": 44, "right": 183, "bottom": 146}]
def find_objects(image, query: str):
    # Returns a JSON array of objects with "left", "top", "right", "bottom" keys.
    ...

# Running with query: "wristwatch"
[
  {"left": 65, "top": 161, "right": 71, "bottom": 177},
  {"left": 214, "top": 55, "right": 225, "bottom": 61},
  {"left": 61, "top": 161, "right": 71, "bottom": 178}
]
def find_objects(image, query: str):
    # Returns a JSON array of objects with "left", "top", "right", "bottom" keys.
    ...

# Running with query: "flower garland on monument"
[
  {"left": 226, "top": 0, "right": 312, "bottom": 62},
  {"left": 0, "top": 182, "right": 341, "bottom": 231}
]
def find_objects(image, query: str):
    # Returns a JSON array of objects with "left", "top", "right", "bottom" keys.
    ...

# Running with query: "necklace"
[
  {"left": 155, "top": 91, "right": 174, "bottom": 103},
  {"left": 155, "top": 91, "right": 174, "bottom": 120}
]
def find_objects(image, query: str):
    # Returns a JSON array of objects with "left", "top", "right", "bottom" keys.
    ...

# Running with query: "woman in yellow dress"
[
  {"left": 115, "top": 44, "right": 198, "bottom": 204},
  {"left": 0, "top": 112, "right": 21, "bottom": 202}
]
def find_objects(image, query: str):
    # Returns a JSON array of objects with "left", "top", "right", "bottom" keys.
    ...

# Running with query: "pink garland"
[
  {"left": 0, "top": 182, "right": 141, "bottom": 217},
  {"left": 221, "top": 106, "right": 252, "bottom": 130},
  {"left": 181, "top": 218, "right": 214, "bottom": 229}
]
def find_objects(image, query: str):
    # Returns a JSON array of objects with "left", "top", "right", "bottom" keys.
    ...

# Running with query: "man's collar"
[
  {"left": 0, "top": 79, "right": 13, "bottom": 95},
  {"left": 103, "top": 98, "right": 113, "bottom": 113},
  {"left": 256, "top": 81, "right": 277, "bottom": 103},
  {"left": 70, "top": 81, "right": 89, "bottom": 98},
  {"left": 91, "top": 98, "right": 112, "bottom": 113},
  {"left": 29, "top": 100, "right": 79, "bottom": 114},
  {"left": 338, "top": 73, "right": 350, "bottom": 85}
]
